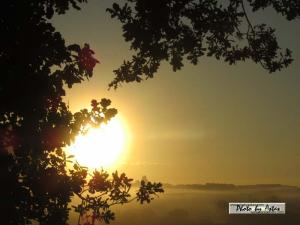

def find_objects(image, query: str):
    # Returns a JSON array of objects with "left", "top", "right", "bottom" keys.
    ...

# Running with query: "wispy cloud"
[
  {"left": 145, "top": 130, "right": 205, "bottom": 140},
  {"left": 119, "top": 161, "right": 169, "bottom": 166}
]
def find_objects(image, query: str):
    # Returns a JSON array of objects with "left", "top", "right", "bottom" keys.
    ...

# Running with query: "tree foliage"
[
  {"left": 107, "top": 0, "right": 299, "bottom": 88},
  {"left": 0, "top": 1, "right": 163, "bottom": 224}
]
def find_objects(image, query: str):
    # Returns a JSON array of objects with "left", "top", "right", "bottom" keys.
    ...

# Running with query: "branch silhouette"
[{"left": 107, "top": 0, "right": 298, "bottom": 88}]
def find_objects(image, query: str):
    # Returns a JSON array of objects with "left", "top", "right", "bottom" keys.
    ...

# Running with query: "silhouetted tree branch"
[{"left": 107, "top": 0, "right": 299, "bottom": 88}]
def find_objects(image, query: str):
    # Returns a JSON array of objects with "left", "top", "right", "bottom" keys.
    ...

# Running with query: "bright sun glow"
[{"left": 68, "top": 118, "right": 126, "bottom": 169}]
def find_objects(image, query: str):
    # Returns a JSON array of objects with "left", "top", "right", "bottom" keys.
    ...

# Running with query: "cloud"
[
  {"left": 145, "top": 130, "right": 205, "bottom": 140},
  {"left": 119, "top": 161, "right": 167, "bottom": 166}
]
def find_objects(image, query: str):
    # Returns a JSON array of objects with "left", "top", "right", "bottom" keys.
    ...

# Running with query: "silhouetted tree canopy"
[
  {"left": 1, "top": 0, "right": 299, "bottom": 224},
  {"left": 107, "top": 0, "right": 299, "bottom": 88},
  {"left": 0, "top": 1, "right": 163, "bottom": 224}
]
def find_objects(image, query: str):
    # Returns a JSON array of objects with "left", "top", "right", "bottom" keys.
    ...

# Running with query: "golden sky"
[{"left": 52, "top": 0, "right": 300, "bottom": 185}]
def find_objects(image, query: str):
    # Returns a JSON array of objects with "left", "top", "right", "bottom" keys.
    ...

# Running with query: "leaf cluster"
[{"left": 73, "top": 170, "right": 164, "bottom": 224}]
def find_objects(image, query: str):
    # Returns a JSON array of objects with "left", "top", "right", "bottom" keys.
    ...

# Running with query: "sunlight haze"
[{"left": 52, "top": 0, "right": 300, "bottom": 186}]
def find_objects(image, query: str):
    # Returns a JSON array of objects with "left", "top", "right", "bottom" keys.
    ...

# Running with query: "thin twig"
[{"left": 240, "top": 0, "right": 268, "bottom": 70}]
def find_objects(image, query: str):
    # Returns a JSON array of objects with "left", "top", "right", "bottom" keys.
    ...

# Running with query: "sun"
[{"left": 68, "top": 117, "right": 126, "bottom": 169}]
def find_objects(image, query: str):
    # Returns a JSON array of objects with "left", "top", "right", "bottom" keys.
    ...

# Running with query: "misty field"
[{"left": 96, "top": 185, "right": 300, "bottom": 225}]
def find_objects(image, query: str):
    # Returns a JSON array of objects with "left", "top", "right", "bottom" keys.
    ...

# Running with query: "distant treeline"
[
  {"left": 165, "top": 183, "right": 300, "bottom": 190},
  {"left": 133, "top": 181, "right": 300, "bottom": 191}
]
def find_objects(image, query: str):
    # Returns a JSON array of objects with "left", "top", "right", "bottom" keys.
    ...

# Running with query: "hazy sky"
[{"left": 52, "top": 0, "right": 300, "bottom": 185}]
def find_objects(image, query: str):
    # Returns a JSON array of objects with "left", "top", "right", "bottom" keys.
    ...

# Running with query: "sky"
[{"left": 52, "top": 0, "right": 300, "bottom": 185}]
